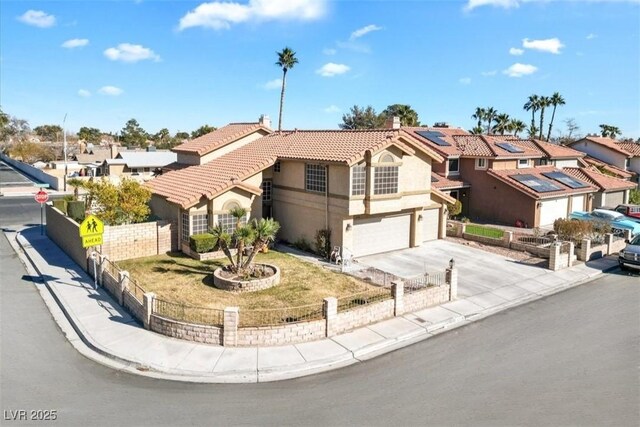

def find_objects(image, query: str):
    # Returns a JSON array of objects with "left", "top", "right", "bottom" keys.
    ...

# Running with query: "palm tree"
[
  {"left": 599, "top": 124, "right": 621, "bottom": 139},
  {"left": 275, "top": 47, "right": 299, "bottom": 132},
  {"left": 493, "top": 113, "right": 511, "bottom": 135},
  {"left": 470, "top": 125, "right": 484, "bottom": 135},
  {"left": 523, "top": 94, "right": 540, "bottom": 134},
  {"left": 527, "top": 124, "right": 539, "bottom": 139},
  {"left": 537, "top": 96, "right": 551, "bottom": 140},
  {"left": 471, "top": 107, "right": 486, "bottom": 132},
  {"left": 546, "top": 92, "right": 566, "bottom": 141},
  {"left": 509, "top": 119, "right": 526, "bottom": 137},
  {"left": 242, "top": 218, "right": 281, "bottom": 269},
  {"left": 381, "top": 104, "right": 420, "bottom": 126},
  {"left": 485, "top": 107, "right": 497, "bottom": 135},
  {"left": 67, "top": 178, "right": 85, "bottom": 201}
]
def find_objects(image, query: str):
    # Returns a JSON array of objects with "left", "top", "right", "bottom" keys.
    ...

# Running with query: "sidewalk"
[{"left": 10, "top": 226, "right": 618, "bottom": 383}]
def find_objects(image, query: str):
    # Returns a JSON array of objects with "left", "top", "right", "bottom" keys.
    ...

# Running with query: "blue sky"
[{"left": 2, "top": 0, "right": 639, "bottom": 138}]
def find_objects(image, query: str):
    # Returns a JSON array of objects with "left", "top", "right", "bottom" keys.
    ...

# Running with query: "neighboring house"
[
  {"left": 148, "top": 117, "right": 453, "bottom": 258},
  {"left": 578, "top": 155, "right": 636, "bottom": 181},
  {"left": 563, "top": 167, "right": 635, "bottom": 208},
  {"left": 568, "top": 137, "right": 640, "bottom": 183},
  {"left": 410, "top": 127, "right": 597, "bottom": 227},
  {"left": 102, "top": 151, "right": 177, "bottom": 180},
  {"left": 72, "top": 144, "right": 118, "bottom": 176}
]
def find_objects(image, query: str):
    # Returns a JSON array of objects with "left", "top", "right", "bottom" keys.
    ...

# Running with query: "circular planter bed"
[{"left": 213, "top": 264, "right": 280, "bottom": 293}]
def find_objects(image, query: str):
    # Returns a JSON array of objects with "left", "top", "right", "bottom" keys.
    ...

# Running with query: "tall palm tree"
[
  {"left": 509, "top": 119, "right": 526, "bottom": 137},
  {"left": 470, "top": 125, "right": 484, "bottom": 135},
  {"left": 523, "top": 94, "right": 540, "bottom": 133},
  {"left": 485, "top": 107, "right": 497, "bottom": 135},
  {"left": 527, "top": 124, "right": 539, "bottom": 139},
  {"left": 493, "top": 113, "right": 511, "bottom": 135},
  {"left": 537, "top": 96, "right": 551, "bottom": 140},
  {"left": 382, "top": 104, "right": 419, "bottom": 126},
  {"left": 599, "top": 124, "right": 621, "bottom": 139},
  {"left": 275, "top": 47, "right": 299, "bottom": 132},
  {"left": 546, "top": 92, "right": 566, "bottom": 141},
  {"left": 471, "top": 107, "right": 486, "bottom": 132}
]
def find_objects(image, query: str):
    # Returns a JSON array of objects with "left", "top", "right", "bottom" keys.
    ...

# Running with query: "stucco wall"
[
  {"left": 403, "top": 285, "right": 451, "bottom": 313},
  {"left": 45, "top": 204, "right": 89, "bottom": 269},
  {"left": 571, "top": 140, "right": 627, "bottom": 170},
  {"left": 1, "top": 153, "right": 61, "bottom": 190},
  {"left": 333, "top": 299, "right": 395, "bottom": 335}
]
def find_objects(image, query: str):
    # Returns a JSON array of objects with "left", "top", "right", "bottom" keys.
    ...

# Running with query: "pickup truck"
[
  {"left": 612, "top": 204, "right": 640, "bottom": 221},
  {"left": 619, "top": 234, "right": 640, "bottom": 271}
]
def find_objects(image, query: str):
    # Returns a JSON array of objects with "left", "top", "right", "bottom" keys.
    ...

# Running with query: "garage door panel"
[
  {"left": 571, "top": 195, "right": 584, "bottom": 213},
  {"left": 422, "top": 209, "right": 439, "bottom": 242},
  {"left": 353, "top": 214, "right": 410, "bottom": 257},
  {"left": 606, "top": 191, "right": 624, "bottom": 207},
  {"left": 540, "top": 198, "right": 569, "bottom": 227}
]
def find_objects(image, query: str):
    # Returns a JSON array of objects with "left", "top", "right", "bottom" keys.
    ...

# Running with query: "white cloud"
[
  {"left": 481, "top": 70, "right": 498, "bottom": 76},
  {"left": 179, "top": 0, "right": 326, "bottom": 31},
  {"left": 459, "top": 77, "right": 472, "bottom": 85},
  {"left": 104, "top": 43, "right": 160, "bottom": 62},
  {"left": 509, "top": 47, "right": 524, "bottom": 55},
  {"left": 349, "top": 24, "right": 382, "bottom": 40},
  {"left": 586, "top": 33, "right": 597, "bottom": 40},
  {"left": 62, "top": 38, "right": 89, "bottom": 49},
  {"left": 503, "top": 63, "right": 538, "bottom": 77},
  {"left": 18, "top": 10, "right": 56, "bottom": 28},
  {"left": 262, "top": 78, "right": 282, "bottom": 90},
  {"left": 465, "top": 0, "right": 640, "bottom": 11},
  {"left": 316, "top": 62, "right": 350, "bottom": 77},
  {"left": 98, "top": 86, "right": 123, "bottom": 96},
  {"left": 78, "top": 89, "right": 91, "bottom": 97},
  {"left": 323, "top": 48, "right": 336, "bottom": 55},
  {"left": 522, "top": 37, "right": 564, "bottom": 54},
  {"left": 324, "top": 105, "right": 341, "bottom": 113}
]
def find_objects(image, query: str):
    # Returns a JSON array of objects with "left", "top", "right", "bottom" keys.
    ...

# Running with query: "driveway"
[{"left": 356, "top": 240, "right": 560, "bottom": 298}]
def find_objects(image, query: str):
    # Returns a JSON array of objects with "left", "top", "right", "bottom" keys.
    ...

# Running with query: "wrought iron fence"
[
  {"left": 153, "top": 298, "right": 224, "bottom": 326},
  {"left": 126, "top": 277, "right": 146, "bottom": 303},
  {"left": 513, "top": 234, "right": 553, "bottom": 246},
  {"left": 346, "top": 267, "right": 400, "bottom": 287},
  {"left": 239, "top": 303, "right": 325, "bottom": 327},
  {"left": 404, "top": 272, "right": 446, "bottom": 294},
  {"left": 102, "top": 257, "right": 120, "bottom": 280},
  {"left": 336, "top": 287, "right": 393, "bottom": 313}
]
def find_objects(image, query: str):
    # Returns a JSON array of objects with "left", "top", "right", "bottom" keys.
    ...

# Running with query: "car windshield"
[{"left": 630, "top": 235, "right": 640, "bottom": 245}]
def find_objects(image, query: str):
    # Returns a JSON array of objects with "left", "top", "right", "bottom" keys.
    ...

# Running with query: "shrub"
[
  {"left": 315, "top": 229, "right": 331, "bottom": 259},
  {"left": 67, "top": 201, "right": 86, "bottom": 223},
  {"left": 447, "top": 200, "right": 462, "bottom": 218},
  {"left": 553, "top": 218, "right": 611, "bottom": 243},
  {"left": 52, "top": 199, "right": 67, "bottom": 214},
  {"left": 293, "top": 237, "right": 314, "bottom": 253},
  {"left": 630, "top": 189, "right": 640, "bottom": 205},
  {"left": 189, "top": 233, "right": 216, "bottom": 253}
]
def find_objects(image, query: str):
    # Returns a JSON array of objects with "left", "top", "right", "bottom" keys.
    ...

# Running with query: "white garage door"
[
  {"left": 571, "top": 195, "right": 585, "bottom": 213},
  {"left": 605, "top": 191, "right": 625, "bottom": 207},
  {"left": 353, "top": 214, "right": 411, "bottom": 257},
  {"left": 422, "top": 208, "right": 439, "bottom": 242},
  {"left": 540, "top": 198, "right": 569, "bottom": 227}
]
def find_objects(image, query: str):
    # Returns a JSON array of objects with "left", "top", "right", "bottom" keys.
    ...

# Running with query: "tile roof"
[
  {"left": 528, "top": 139, "right": 585, "bottom": 159},
  {"left": 403, "top": 126, "right": 469, "bottom": 157},
  {"left": 580, "top": 156, "right": 635, "bottom": 179},
  {"left": 570, "top": 136, "right": 633, "bottom": 157},
  {"left": 430, "top": 172, "right": 470, "bottom": 190},
  {"left": 116, "top": 151, "right": 177, "bottom": 168},
  {"left": 149, "top": 128, "right": 444, "bottom": 208},
  {"left": 563, "top": 167, "right": 636, "bottom": 192},
  {"left": 431, "top": 188, "right": 456, "bottom": 205},
  {"left": 487, "top": 166, "right": 596, "bottom": 200},
  {"left": 616, "top": 142, "right": 640, "bottom": 156},
  {"left": 172, "top": 123, "right": 271, "bottom": 156}
]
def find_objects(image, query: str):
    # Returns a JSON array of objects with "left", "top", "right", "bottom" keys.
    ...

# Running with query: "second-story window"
[
  {"left": 475, "top": 158, "right": 487, "bottom": 169},
  {"left": 305, "top": 164, "right": 326, "bottom": 193},
  {"left": 261, "top": 180, "right": 272, "bottom": 201},
  {"left": 352, "top": 164, "right": 366, "bottom": 196},
  {"left": 448, "top": 158, "right": 460, "bottom": 174},
  {"left": 374, "top": 154, "right": 398, "bottom": 195},
  {"left": 274, "top": 161, "right": 281, "bottom": 172}
]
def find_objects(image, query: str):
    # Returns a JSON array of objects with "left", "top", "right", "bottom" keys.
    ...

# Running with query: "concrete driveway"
[{"left": 356, "top": 240, "right": 558, "bottom": 299}]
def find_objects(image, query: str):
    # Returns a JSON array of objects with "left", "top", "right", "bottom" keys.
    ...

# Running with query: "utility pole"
[{"left": 63, "top": 113, "right": 68, "bottom": 192}]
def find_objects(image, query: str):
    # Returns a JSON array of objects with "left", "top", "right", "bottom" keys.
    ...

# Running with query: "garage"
[
  {"left": 539, "top": 198, "right": 569, "bottom": 227},
  {"left": 352, "top": 214, "right": 411, "bottom": 257},
  {"left": 604, "top": 191, "right": 625, "bottom": 207},
  {"left": 422, "top": 208, "right": 440, "bottom": 242},
  {"left": 570, "top": 195, "right": 585, "bottom": 213}
]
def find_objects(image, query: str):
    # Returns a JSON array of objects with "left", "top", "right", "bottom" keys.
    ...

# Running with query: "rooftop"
[
  {"left": 487, "top": 166, "right": 597, "bottom": 200},
  {"left": 563, "top": 167, "right": 636, "bottom": 192},
  {"left": 172, "top": 123, "right": 271, "bottom": 156}
]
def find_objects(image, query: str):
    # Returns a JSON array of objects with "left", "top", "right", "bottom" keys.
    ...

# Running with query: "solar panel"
[
  {"left": 415, "top": 130, "right": 451, "bottom": 147},
  {"left": 541, "top": 172, "right": 588, "bottom": 189},
  {"left": 496, "top": 142, "right": 525, "bottom": 153},
  {"left": 509, "top": 174, "right": 562, "bottom": 193}
]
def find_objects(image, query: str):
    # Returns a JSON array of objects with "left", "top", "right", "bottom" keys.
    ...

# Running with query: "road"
[{"left": 1, "top": 169, "right": 638, "bottom": 426}]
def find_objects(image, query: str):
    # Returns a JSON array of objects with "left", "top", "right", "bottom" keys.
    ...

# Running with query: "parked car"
[
  {"left": 569, "top": 209, "right": 640, "bottom": 237},
  {"left": 609, "top": 204, "right": 640, "bottom": 222},
  {"left": 618, "top": 234, "right": 640, "bottom": 271}
]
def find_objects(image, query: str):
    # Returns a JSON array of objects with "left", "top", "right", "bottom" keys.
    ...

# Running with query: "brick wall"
[
  {"left": 403, "top": 285, "right": 451, "bottom": 313},
  {"left": 102, "top": 269, "right": 120, "bottom": 299},
  {"left": 236, "top": 320, "right": 326, "bottom": 346},
  {"left": 46, "top": 204, "right": 89, "bottom": 269},
  {"left": 149, "top": 315, "right": 222, "bottom": 345},
  {"left": 462, "top": 233, "right": 508, "bottom": 248},
  {"left": 123, "top": 291, "right": 144, "bottom": 322},
  {"left": 333, "top": 300, "right": 395, "bottom": 335}
]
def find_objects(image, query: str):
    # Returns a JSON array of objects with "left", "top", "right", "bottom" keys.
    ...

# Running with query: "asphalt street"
[{"left": 0, "top": 167, "right": 638, "bottom": 426}]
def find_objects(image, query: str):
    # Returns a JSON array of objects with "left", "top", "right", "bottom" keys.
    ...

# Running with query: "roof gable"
[{"left": 172, "top": 123, "right": 271, "bottom": 156}]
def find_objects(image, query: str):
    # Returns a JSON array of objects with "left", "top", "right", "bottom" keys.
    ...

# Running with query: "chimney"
[
  {"left": 110, "top": 144, "right": 118, "bottom": 159},
  {"left": 385, "top": 116, "right": 401, "bottom": 129},
  {"left": 259, "top": 114, "right": 271, "bottom": 129}
]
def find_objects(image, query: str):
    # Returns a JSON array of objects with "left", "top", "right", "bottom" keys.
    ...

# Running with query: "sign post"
[{"left": 34, "top": 190, "right": 49, "bottom": 235}]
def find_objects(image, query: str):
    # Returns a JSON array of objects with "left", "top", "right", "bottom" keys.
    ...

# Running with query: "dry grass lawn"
[{"left": 117, "top": 251, "right": 379, "bottom": 310}]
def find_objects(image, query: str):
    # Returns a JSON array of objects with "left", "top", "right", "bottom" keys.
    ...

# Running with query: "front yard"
[{"left": 117, "top": 250, "right": 378, "bottom": 310}]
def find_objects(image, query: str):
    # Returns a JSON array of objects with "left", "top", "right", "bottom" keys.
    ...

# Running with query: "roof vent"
[{"left": 433, "top": 122, "right": 449, "bottom": 128}]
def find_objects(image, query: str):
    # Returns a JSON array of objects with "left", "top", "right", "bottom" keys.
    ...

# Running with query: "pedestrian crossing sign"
[{"left": 79, "top": 215, "right": 104, "bottom": 248}]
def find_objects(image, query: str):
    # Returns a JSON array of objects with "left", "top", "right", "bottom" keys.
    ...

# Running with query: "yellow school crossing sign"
[{"left": 79, "top": 215, "right": 104, "bottom": 248}]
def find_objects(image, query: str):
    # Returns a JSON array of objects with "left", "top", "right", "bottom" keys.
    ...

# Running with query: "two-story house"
[
  {"left": 568, "top": 136, "right": 640, "bottom": 184},
  {"left": 147, "top": 117, "right": 453, "bottom": 258}
]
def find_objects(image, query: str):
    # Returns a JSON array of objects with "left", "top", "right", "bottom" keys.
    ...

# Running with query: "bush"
[
  {"left": 293, "top": 237, "right": 314, "bottom": 253},
  {"left": 189, "top": 233, "right": 216, "bottom": 253},
  {"left": 52, "top": 199, "right": 67, "bottom": 214},
  {"left": 630, "top": 189, "right": 640, "bottom": 205},
  {"left": 67, "top": 201, "right": 85, "bottom": 223},
  {"left": 447, "top": 200, "right": 462, "bottom": 218},
  {"left": 315, "top": 229, "right": 331, "bottom": 259},
  {"left": 553, "top": 218, "right": 611, "bottom": 243}
]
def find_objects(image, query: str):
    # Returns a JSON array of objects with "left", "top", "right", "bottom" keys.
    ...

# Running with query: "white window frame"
[
  {"left": 305, "top": 164, "right": 327, "bottom": 193},
  {"left": 475, "top": 158, "right": 487, "bottom": 170},
  {"left": 351, "top": 164, "right": 366, "bottom": 196},
  {"left": 448, "top": 158, "right": 460, "bottom": 175},
  {"left": 517, "top": 159, "right": 529, "bottom": 169},
  {"left": 373, "top": 155, "right": 399, "bottom": 195},
  {"left": 449, "top": 190, "right": 459, "bottom": 200}
]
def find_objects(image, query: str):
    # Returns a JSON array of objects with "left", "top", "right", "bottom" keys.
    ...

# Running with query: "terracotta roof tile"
[
  {"left": 581, "top": 156, "right": 635, "bottom": 179},
  {"left": 430, "top": 172, "right": 470, "bottom": 190},
  {"left": 570, "top": 136, "right": 633, "bottom": 157},
  {"left": 529, "top": 139, "right": 584, "bottom": 159},
  {"left": 172, "top": 123, "right": 271, "bottom": 156},
  {"left": 563, "top": 167, "right": 636, "bottom": 192},
  {"left": 487, "top": 166, "right": 596, "bottom": 200},
  {"left": 616, "top": 142, "right": 640, "bottom": 156}
]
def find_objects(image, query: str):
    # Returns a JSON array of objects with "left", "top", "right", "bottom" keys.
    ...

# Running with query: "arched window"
[
  {"left": 217, "top": 202, "right": 246, "bottom": 233},
  {"left": 374, "top": 153, "right": 399, "bottom": 195}
]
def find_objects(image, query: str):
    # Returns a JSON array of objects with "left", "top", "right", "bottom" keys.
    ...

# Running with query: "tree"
[
  {"left": 470, "top": 125, "right": 484, "bottom": 135},
  {"left": 527, "top": 124, "right": 539, "bottom": 139},
  {"left": 7, "top": 141, "right": 55, "bottom": 163},
  {"left": 190, "top": 125, "right": 216, "bottom": 139},
  {"left": 546, "top": 92, "right": 566, "bottom": 141},
  {"left": 78, "top": 178, "right": 151, "bottom": 225},
  {"left": 509, "top": 119, "right": 526, "bottom": 137},
  {"left": 492, "top": 113, "right": 511, "bottom": 135},
  {"left": 485, "top": 107, "right": 497, "bottom": 135},
  {"left": 339, "top": 105, "right": 385, "bottom": 130},
  {"left": 523, "top": 94, "right": 540, "bottom": 134},
  {"left": 66, "top": 178, "right": 85, "bottom": 200},
  {"left": 380, "top": 104, "right": 420, "bottom": 126},
  {"left": 0, "top": 108, "right": 8, "bottom": 130},
  {"left": 275, "top": 47, "right": 299, "bottom": 132},
  {"left": 77, "top": 127, "right": 102, "bottom": 143},
  {"left": 33, "top": 124, "right": 63, "bottom": 142},
  {"left": 119, "top": 118, "right": 148, "bottom": 148},
  {"left": 447, "top": 200, "right": 462, "bottom": 219},
  {"left": 174, "top": 131, "right": 190, "bottom": 140},
  {"left": 0, "top": 113, "right": 30, "bottom": 142},
  {"left": 599, "top": 124, "right": 621, "bottom": 139},
  {"left": 471, "top": 107, "right": 486, "bottom": 132},
  {"left": 564, "top": 118, "right": 580, "bottom": 140},
  {"left": 537, "top": 96, "right": 551, "bottom": 140},
  {"left": 629, "top": 189, "right": 640, "bottom": 205}
]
